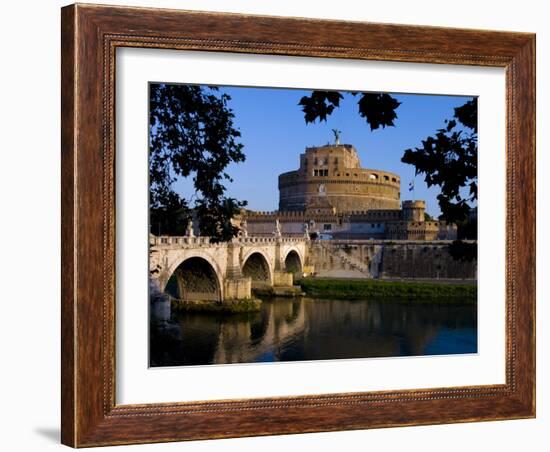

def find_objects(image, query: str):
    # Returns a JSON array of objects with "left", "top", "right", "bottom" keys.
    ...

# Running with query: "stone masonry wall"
[
  {"left": 379, "top": 243, "right": 476, "bottom": 279},
  {"left": 309, "top": 241, "right": 476, "bottom": 280},
  {"left": 278, "top": 144, "right": 401, "bottom": 213}
]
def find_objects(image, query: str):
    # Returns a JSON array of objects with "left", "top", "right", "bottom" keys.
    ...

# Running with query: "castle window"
[
  {"left": 369, "top": 173, "right": 378, "bottom": 180},
  {"left": 323, "top": 224, "right": 332, "bottom": 231},
  {"left": 384, "top": 175, "right": 389, "bottom": 181},
  {"left": 392, "top": 177, "right": 397, "bottom": 182}
]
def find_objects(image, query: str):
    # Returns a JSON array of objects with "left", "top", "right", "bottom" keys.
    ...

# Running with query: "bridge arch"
[
  {"left": 284, "top": 249, "right": 303, "bottom": 277},
  {"left": 242, "top": 251, "right": 273, "bottom": 287},
  {"left": 161, "top": 251, "right": 224, "bottom": 301}
]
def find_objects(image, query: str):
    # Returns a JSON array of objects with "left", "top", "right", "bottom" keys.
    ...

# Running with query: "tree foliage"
[
  {"left": 401, "top": 99, "right": 478, "bottom": 224},
  {"left": 149, "top": 84, "right": 246, "bottom": 242},
  {"left": 448, "top": 239, "right": 477, "bottom": 262},
  {"left": 298, "top": 91, "right": 401, "bottom": 130}
]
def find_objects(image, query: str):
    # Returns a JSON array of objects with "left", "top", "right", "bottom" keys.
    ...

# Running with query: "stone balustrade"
[{"left": 150, "top": 234, "right": 308, "bottom": 248}]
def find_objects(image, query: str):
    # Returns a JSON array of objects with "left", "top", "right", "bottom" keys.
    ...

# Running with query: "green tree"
[
  {"left": 402, "top": 99, "right": 478, "bottom": 259},
  {"left": 401, "top": 99, "right": 477, "bottom": 224},
  {"left": 149, "top": 84, "right": 247, "bottom": 242},
  {"left": 299, "top": 90, "right": 401, "bottom": 129}
]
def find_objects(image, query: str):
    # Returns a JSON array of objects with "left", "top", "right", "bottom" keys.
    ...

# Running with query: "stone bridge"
[{"left": 149, "top": 234, "right": 309, "bottom": 302}]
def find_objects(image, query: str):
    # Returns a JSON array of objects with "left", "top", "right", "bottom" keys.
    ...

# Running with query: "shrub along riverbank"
[
  {"left": 299, "top": 278, "right": 477, "bottom": 302},
  {"left": 170, "top": 297, "right": 262, "bottom": 313}
]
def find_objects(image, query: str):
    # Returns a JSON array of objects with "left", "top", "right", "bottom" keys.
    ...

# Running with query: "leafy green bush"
[{"left": 300, "top": 279, "right": 476, "bottom": 302}]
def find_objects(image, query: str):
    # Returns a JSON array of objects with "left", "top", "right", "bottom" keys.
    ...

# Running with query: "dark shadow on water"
[{"left": 34, "top": 427, "right": 60, "bottom": 443}]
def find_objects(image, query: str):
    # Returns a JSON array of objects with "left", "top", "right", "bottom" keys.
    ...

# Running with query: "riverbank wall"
[{"left": 309, "top": 240, "right": 476, "bottom": 280}]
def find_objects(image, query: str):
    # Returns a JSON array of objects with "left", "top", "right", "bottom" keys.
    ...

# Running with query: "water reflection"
[{"left": 149, "top": 297, "right": 477, "bottom": 367}]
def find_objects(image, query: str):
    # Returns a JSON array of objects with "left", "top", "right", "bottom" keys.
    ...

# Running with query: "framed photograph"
[{"left": 61, "top": 3, "right": 535, "bottom": 447}]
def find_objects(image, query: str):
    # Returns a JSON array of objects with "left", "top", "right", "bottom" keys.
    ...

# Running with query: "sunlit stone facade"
[{"left": 278, "top": 144, "right": 401, "bottom": 212}]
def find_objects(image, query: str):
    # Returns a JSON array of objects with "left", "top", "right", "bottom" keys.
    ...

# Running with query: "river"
[{"left": 149, "top": 296, "right": 477, "bottom": 367}]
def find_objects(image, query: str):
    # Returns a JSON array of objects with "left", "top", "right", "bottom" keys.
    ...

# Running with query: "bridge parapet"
[
  {"left": 150, "top": 234, "right": 309, "bottom": 248},
  {"left": 236, "top": 236, "right": 309, "bottom": 245},
  {"left": 150, "top": 235, "right": 214, "bottom": 247}
]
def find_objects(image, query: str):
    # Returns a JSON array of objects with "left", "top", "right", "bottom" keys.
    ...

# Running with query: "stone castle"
[
  {"left": 151, "top": 141, "right": 474, "bottom": 302},
  {"left": 244, "top": 142, "right": 456, "bottom": 241}
]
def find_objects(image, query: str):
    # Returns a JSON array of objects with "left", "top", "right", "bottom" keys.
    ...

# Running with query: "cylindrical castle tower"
[
  {"left": 401, "top": 200, "right": 426, "bottom": 222},
  {"left": 278, "top": 144, "right": 401, "bottom": 213}
]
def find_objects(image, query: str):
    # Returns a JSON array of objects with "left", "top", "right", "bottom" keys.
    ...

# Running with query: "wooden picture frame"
[{"left": 61, "top": 3, "right": 535, "bottom": 447}]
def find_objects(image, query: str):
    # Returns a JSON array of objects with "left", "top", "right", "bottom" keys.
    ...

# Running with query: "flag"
[{"left": 408, "top": 180, "right": 415, "bottom": 192}]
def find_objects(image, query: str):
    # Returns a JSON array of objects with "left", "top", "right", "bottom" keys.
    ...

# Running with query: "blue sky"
[{"left": 172, "top": 85, "right": 475, "bottom": 217}]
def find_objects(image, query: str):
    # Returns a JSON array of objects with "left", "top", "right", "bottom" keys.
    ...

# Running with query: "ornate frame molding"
[{"left": 61, "top": 4, "right": 535, "bottom": 447}]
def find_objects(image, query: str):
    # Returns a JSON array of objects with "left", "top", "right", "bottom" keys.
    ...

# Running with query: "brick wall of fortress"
[
  {"left": 311, "top": 241, "right": 476, "bottom": 280},
  {"left": 244, "top": 210, "right": 452, "bottom": 241},
  {"left": 278, "top": 169, "right": 401, "bottom": 212}
]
